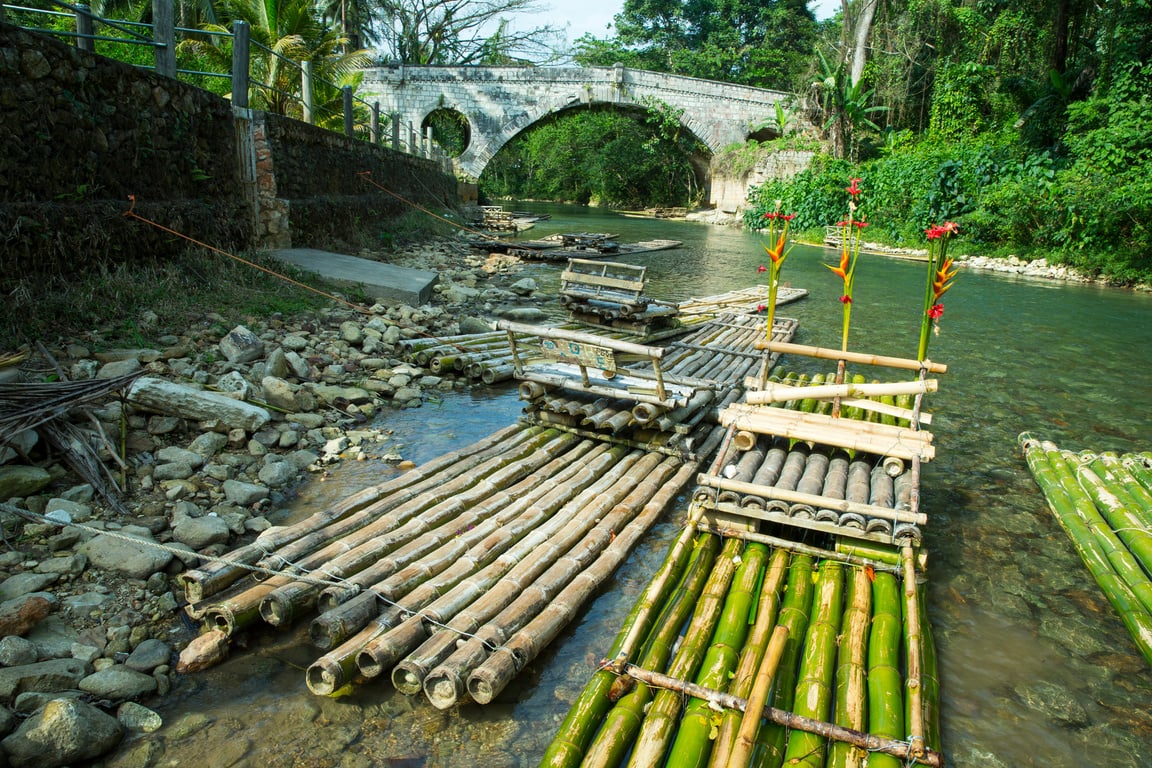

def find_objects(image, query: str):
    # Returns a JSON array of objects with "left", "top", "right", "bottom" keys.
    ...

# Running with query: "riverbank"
[{"left": 0, "top": 237, "right": 566, "bottom": 766}]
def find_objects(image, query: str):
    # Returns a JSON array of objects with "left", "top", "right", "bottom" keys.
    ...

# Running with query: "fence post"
[
  {"left": 424, "top": 126, "right": 433, "bottom": 158},
  {"left": 391, "top": 113, "right": 401, "bottom": 151},
  {"left": 76, "top": 5, "right": 94, "bottom": 53},
  {"left": 152, "top": 0, "right": 176, "bottom": 78},
  {"left": 231, "top": 20, "right": 250, "bottom": 108},
  {"left": 370, "top": 101, "right": 380, "bottom": 144},
  {"left": 343, "top": 86, "right": 353, "bottom": 137},
  {"left": 408, "top": 123, "right": 417, "bottom": 155},
  {"left": 301, "top": 61, "right": 314, "bottom": 124}
]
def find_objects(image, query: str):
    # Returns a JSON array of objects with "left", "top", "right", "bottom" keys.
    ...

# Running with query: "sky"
[{"left": 516, "top": 0, "right": 841, "bottom": 45}]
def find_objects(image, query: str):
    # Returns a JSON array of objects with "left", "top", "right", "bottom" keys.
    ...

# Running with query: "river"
[{"left": 107, "top": 203, "right": 1152, "bottom": 768}]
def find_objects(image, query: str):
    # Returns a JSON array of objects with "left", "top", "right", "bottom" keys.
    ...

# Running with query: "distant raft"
[{"left": 1019, "top": 435, "right": 1152, "bottom": 665}]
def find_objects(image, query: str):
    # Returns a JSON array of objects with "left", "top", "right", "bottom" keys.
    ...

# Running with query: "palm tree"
[{"left": 182, "top": 0, "right": 370, "bottom": 125}]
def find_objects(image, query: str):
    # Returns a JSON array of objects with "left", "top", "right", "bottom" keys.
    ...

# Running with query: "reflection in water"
[{"left": 109, "top": 204, "right": 1152, "bottom": 768}]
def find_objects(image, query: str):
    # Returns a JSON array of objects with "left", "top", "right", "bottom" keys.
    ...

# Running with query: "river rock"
[
  {"left": 0, "top": 658, "right": 89, "bottom": 703},
  {"left": 188, "top": 431, "right": 230, "bottom": 458},
  {"left": 0, "top": 430, "right": 38, "bottom": 465},
  {"left": 34, "top": 553, "right": 87, "bottom": 577},
  {"left": 156, "top": 446, "right": 206, "bottom": 469},
  {"left": 509, "top": 277, "right": 538, "bottom": 296},
  {"left": 44, "top": 497, "right": 93, "bottom": 523},
  {"left": 124, "top": 639, "right": 171, "bottom": 673},
  {"left": 172, "top": 514, "right": 230, "bottom": 549},
  {"left": 258, "top": 457, "right": 297, "bottom": 488},
  {"left": 2, "top": 697, "right": 124, "bottom": 768},
  {"left": 96, "top": 358, "right": 142, "bottom": 380},
  {"left": 175, "top": 629, "right": 230, "bottom": 673},
  {"left": 0, "top": 636, "right": 38, "bottom": 666},
  {"left": 118, "top": 700, "right": 163, "bottom": 732},
  {"left": 222, "top": 479, "right": 268, "bottom": 506},
  {"left": 79, "top": 531, "right": 172, "bottom": 579},
  {"left": 0, "top": 593, "right": 54, "bottom": 637},
  {"left": 79, "top": 666, "right": 158, "bottom": 701},
  {"left": 261, "top": 375, "right": 299, "bottom": 411},
  {"left": 0, "top": 573, "right": 59, "bottom": 602},
  {"left": 498, "top": 306, "right": 547, "bottom": 322},
  {"left": 312, "top": 383, "right": 373, "bottom": 405},
  {"left": 0, "top": 465, "right": 52, "bottom": 500},
  {"left": 219, "top": 325, "right": 265, "bottom": 364},
  {"left": 128, "top": 377, "right": 270, "bottom": 432}
]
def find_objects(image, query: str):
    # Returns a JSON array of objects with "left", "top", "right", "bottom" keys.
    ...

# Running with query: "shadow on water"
[{"left": 109, "top": 204, "right": 1152, "bottom": 768}]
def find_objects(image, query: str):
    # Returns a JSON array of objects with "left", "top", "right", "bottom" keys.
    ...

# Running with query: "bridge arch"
[{"left": 357, "top": 65, "right": 792, "bottom": 181}]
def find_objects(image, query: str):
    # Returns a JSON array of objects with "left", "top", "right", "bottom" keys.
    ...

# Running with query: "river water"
[{"left": 108, "top": 204, "right": 1152, "bottom": 768}]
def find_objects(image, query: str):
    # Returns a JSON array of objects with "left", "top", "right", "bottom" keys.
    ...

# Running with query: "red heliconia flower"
[
  {"left": 839, "top": 295, "right": 852, "bottom": 304},
  {"left": 781, "top": 213, "right": 796, "bottom": 221},
  {"left": 854, "top": 220, "right": 869, "bottom": 229},
  {"left": 928, "top": 303, "right": 945, "bottom": 319},
  {"left": 925, "top": 225, "right": 945, "bottom": 240},
  {"left": 846, "top": 178, "right": 862, "bottom": 196},
  {"left": 764, "top": 234, "right": 786, "bottom": 265},
  {"left": 835, "top": 220, "right": 850, "bottom": 228},
  {"left": 763, "top": 211, "right": 779, "bottom": 220},
  {"left": 757, "top": 264, "right": 768, "bottom": 273}
]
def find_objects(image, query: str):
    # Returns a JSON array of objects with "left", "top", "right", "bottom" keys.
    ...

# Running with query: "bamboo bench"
[
  {"left": 495, "top": 320, "right": 701, "bottom": 408},
  {"left": 560, "top": 259, "right": 648, "bottom": 312},
  {"left": 695, "top": 340, "right": 948, "bottom": 544}
]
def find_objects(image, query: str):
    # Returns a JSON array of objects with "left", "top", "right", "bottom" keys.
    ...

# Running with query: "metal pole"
[
  {"left": 301, "top": 60, "right": 314, "bottom": 124},
  {"left": 152, "top": 0, "right": 176, "bottom": 78},
  {"left": 76, "top": 5, "right": 94, "bottom": 53},
  {"left": 343, "top": 86, "right": 354, "bottom": 137},
  {"left": 231, "top": 20, "right": 250, "bottom": 108}
]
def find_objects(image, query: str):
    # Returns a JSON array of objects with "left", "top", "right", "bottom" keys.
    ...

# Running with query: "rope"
[
  {"left": 357, "top": 171, "right": 504, "bottom": 241},
  {"left": 121, "top": 195, "right": 475, "bottom": 354},
  {"left": 123, "top": 196, "right": 370, "bottom": 315},
  {"left": 1, "top": 501, "right": 500, "bottom": 651}
]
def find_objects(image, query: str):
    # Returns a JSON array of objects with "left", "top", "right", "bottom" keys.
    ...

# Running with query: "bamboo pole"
[
  {"left": 826, "top": 564, "right": 872, "bottom": 768},
  {"left": 664, "top": 542, "right": 770, "bottom": 768},
  {"left": 902, "top": 546, "right": 927, "bottom": 763},
  {"left": 625, "top": 537, "right": 747, "bottom": 767},
  {"left": 697, "top": 474, "right": 927, "bottom": 526},
  {"left": 782, "top": 560, "right": 845, "bottom": 767},
  {"left": 745, "top": 379, "right": 938, "bottom": 405},
  {"left": 537, "top": 521, "right": 703, "bottom": 768},
  {"left": 578, "top": 534, "right": 722, "bottom": 768},
  {"left": 468, "top": 460, "right": 702, "bottom": 705},
  {"left": 752, "top": 340, "right": 947, "bottom": 374},
  {"left": 867, "top": 571, "right": 904, "bottom": 768},
  {"left": 726, "top": 625, "right": 790, "bottom": 768}
]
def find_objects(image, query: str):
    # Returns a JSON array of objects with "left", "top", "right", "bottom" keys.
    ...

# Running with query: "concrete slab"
[{"left": 269, "top": 248, "right": 438, "bottom": 306}]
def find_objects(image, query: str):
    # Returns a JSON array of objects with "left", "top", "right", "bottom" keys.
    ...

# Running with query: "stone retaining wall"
[{"left": 0, "top": 22, "right": 456, "bottom": 282}]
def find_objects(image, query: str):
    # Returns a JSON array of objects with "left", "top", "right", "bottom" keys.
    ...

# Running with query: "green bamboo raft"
[
  {"left": 540, "top": 340, "right": 947, "bottom": 768},
  {"left": 1019, "top": 435, "right": 1152, "bottom": 665}
]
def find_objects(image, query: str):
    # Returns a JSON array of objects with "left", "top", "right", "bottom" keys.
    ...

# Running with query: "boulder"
[
  {"left": 2, "top": 697, "right": 124, "bottom": 768},
  {"left": 219, "top": 325, "right": 265, "bottom": 364},
  {"left": 0, "top": 658, "right": 89, "bottom": 704},
  {"left": 0, "top": 466, "right": 52, "bottom": 500},
  {"left": 128, "top": 377, "right": 270, "bottom": 432},
  {"left": 79, "top": 666, "right": 158, "bottom": 700},
  {"left": 79, "top": 532, "right": 172, "bottom": 580}
]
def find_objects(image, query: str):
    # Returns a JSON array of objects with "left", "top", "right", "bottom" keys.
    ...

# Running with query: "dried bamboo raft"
[
  {"left": 541, "top": 338, "right": 948, "bottom": 767},
  {"left": 174, "top": 286, "right": 805, "bottom": 715}
]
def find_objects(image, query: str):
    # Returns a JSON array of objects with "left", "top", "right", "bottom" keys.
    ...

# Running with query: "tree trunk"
[{"left": 849, "top": 0, "right": 879, "bottom": 86}]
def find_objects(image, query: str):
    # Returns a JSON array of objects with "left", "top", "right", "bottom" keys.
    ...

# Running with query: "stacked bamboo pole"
[
  {"left": 539, "top": 532, "right": 942, "bottom": 768},
  {"left": 1019, "top": 435, "right": 1152, "bottom": 664}
]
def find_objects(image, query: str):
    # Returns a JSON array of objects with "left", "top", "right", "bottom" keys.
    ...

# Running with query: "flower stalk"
[
  {"left": 758, "top": 202, "right": 796, "bottom": 340},
  {"left": 826, "top": 178, "right": 867, "bottom": 353},
  {"left": 916, "top": 222, "right": 959, "bottom": 361}
]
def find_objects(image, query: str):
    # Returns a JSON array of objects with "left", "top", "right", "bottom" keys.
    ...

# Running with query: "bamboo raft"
[
  {"left": 172, "top": 265, "right": 946, "bottom": 765},
  {"left": 540, "top": 339, "right": 947, "bottom": 768},
  {"left": 1019, "top": 435, "right": 1152, "bottom": 665}
]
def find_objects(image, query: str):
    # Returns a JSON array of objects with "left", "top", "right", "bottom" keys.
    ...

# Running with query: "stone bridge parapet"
[{"left": 358, "top": 65, "right": 792, "bottom": 180}]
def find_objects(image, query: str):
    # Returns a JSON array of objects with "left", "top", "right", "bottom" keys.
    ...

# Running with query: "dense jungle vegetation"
[{"left": 12, "top": 0, "right": 1151, "bottom": 283}]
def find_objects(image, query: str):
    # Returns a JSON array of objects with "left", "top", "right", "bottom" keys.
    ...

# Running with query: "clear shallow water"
[{"left": 110, "top": 204, "right": 1152, "bottom": 768}]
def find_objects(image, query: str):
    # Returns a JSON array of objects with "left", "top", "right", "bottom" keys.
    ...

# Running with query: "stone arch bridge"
[{"left": 357, "top": 65, "right": 792, "bottom": 180}]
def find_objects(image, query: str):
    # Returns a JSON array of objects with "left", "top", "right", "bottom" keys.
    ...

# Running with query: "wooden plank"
[
  {"left": 538, "top": 337, "right": 617, "bottom": 371},
  {"left": 561, "top": 271, "right": 646, "bottom": 292}
]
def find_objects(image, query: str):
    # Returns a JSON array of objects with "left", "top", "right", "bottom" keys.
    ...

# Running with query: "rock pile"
[{"left": 0, "top": 237, "right": 553, "bottom": 767}]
